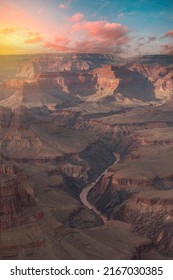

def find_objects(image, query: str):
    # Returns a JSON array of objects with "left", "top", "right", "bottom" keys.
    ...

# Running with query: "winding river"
[{"left": 80, "top": 153, "right": 120, "bottom": 224}]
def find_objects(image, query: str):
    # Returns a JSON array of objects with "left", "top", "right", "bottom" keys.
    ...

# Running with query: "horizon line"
[{"left": 0, "top": 52, "right": 172, "bottom": 57}]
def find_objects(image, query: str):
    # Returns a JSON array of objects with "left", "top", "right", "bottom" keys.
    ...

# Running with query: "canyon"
[{"left": 0, "top": 53, "right": 173, "bottom": 259}]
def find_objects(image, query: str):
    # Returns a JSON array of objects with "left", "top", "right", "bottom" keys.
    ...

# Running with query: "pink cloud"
[
  {"left": 44, "top": 42, "right": 70, "bottom": 52},
  {"left": 44, "top": 19, "right": 129, "bottom": 53},
  {"left": 24, "top": 32, "right": 43, "bottom": 44},
  {"left": 164, "top": 30, "right": 173, "bottom": 37},
  {"left": 68, "top": 13, "right": 84, "bottom": 23},
  {"left": 51, "top": 36, "right": 70, "bottom": 46},
  {"left": 73, "top": 21, "right": 127, "bottom": 39},
  {"left": 44, "top": 35, "right": 71, "bottom": 52},
  {"left": 73, "top": 20, "right": 128, "bottom": 44}
]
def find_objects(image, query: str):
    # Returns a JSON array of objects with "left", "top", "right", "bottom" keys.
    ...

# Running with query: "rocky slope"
[
  {"left": 0, "top": 153, "right": 151, "bottom": 259},
  {"left": 114, "top": 190, "right": 173, "bottom": 257},
  {"left": 0, "top": 54, "right": 173, "bottom": 259},
  {"left": 87, "top": 125, "right": 173, "bottom": 257},
  {"left": 129, "top": 64, "right": 173, "bottom": 100},
  {"left": 0, "top": 106, "right": 64, "bottom": 160}
]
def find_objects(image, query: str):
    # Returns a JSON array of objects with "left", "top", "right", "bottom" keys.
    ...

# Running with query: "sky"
[{"left": 0, "top": 0, "right": 173, "bottom": 56}]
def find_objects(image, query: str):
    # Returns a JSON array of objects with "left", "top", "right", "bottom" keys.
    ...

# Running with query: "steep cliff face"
[
  {"left": 92, "top": 65, "right": 119, "bottom": 94},
  {"left": 129, "top": 64, "right": 173, "bottom": 100},
  {"left": 0, "top": 175, "right": 36, "bottom": 229},
  {"left": 87, "top": 170, "right": 155, "bottom": 219},
  {"left": 0, "top": 158, "right": 36, "bottom": 230}
]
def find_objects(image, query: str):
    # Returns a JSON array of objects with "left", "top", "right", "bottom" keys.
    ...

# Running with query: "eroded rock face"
[
  {"left": 0, "top": 175, "right": 36, "bottom": 229},
  {"left": 92, "top": 65, "right": 119, "bottom": 94},
  {"left": 1, "top": 54, "right": 173, "bottom": 259},
  {"left": 0, "top": 156, "right": 45, "bottom": 259},
  {"left": 1, "top": 54, "right": 173, "bottom": 109},
  {"left": 17, "top": 54, "right": 119, "bottom": 78},
  {"left": 37, "top": 70, "right": 97, "bottom": 97},
  {"left": 129, "top": 63, "right": 173, "bottom": 100},
  {"left": 0, "top": 158, "right": 36, "bottom": 230},
  {"left": 87, "top": 172, "right": 154, "bottom": 219},
  {"left": 113, "top": 191, "right": 173, "bottom": 257}
]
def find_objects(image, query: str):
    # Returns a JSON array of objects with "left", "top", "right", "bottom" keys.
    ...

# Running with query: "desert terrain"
[{"left": 0, "top": 53, "right": 173, "bottom": 259}]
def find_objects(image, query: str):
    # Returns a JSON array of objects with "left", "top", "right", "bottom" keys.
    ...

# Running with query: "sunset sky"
[{"left": 0, "top": 0, "right": 173, "bottom": 56}]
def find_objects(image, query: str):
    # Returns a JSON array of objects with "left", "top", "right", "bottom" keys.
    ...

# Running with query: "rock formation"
[
  {"left": 0, "top": 156, "right": 36, "bottom": 230},
  {"left": 0, "top": 53, "right": 173, "bottom": 259}
]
